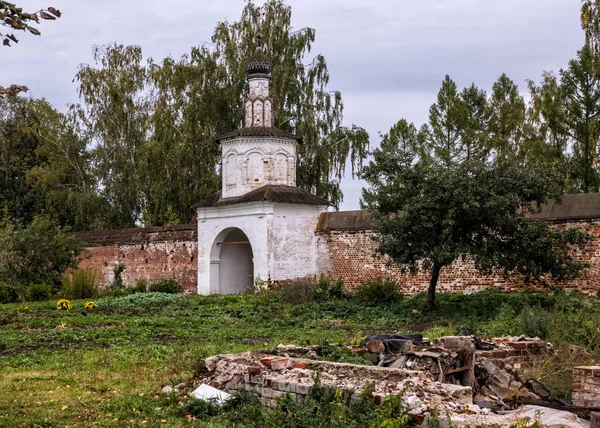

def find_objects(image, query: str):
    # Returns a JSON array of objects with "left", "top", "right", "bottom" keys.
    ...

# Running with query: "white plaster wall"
[
  {"left": 197, "top": 202, "right": 274, "bottom": 294},
  {"left": 221, "top": 138, "right": 297, "bottom": 198},
  {"left": 270, "top": 204, "right": 328, "bottom": 281}
]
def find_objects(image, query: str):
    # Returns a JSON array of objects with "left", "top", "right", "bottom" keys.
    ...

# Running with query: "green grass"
[{"left": 1, "top": 289, "right": 599, "bottom": 426}]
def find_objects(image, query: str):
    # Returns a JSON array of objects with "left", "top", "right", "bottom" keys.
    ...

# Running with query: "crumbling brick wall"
[
  {"left": 572, "top": 366, "right": 600, "bottom": 407},
  {"left": 72, "top": 224, "right": 198, "bottom": 294},
  {"left": 316, "top": 218, "right": 600, "bottom": 296}
]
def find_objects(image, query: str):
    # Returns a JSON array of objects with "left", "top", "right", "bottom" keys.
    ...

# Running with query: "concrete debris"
[
  {"left": 191, "top": 335, "right": 599, "bottom": 427},
  {"left": 191, "top": 384, "right": 231, "bottom": 404}
]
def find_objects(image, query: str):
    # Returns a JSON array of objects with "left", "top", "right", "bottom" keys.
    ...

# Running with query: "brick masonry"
[
  {"left": 72, "top": 224, "right": 198, "bottom": 294},
  {"left": 572, "top": 366, "right": 600, "bottom": 407},
  {"left": 72, "top": 197, "right": 600, "bottom": 296},
  {"left": 315, "top": 219, "right": 600, "bottom": 296}
]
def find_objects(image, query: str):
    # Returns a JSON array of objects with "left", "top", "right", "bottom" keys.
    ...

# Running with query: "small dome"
[{"left": 246, "top": 34, "right": 272, "bottom": 77}]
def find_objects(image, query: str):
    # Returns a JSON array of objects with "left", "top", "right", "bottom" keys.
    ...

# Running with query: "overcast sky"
[{"left": 2, "top": 1, "right": 584, "bottom": 210}]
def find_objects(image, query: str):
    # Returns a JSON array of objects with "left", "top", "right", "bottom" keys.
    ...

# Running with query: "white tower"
[
  {"left": 195, "top": 35, "right": 328, "bottom": 295},
  {"left": 219, "top": 34, "right": 297, "bottom": 198}
]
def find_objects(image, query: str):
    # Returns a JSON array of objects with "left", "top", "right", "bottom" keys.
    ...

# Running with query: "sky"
[{"left": 2, "top": 0, "right": 585, "bottom": 210}]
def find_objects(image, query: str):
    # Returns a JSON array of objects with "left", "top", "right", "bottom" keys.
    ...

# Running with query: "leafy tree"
[
  {"left": 0, "top": 2, "right": 61, "bottom": 96},
  {"left": 75, "top": 44, "right": 150, "bottom": 227},
  {"left": 559, "top": 45, "right": 600, "bottom": 193},
  {"left": 424, "top": 75, "right": 468, "bottom": 166},
  {"left": 0, "top": 216, "right": 82, "bottom": 291},
  {"left": 0, "top": 96, "right": 45, "bottom": 222},
  {"left": 76, "top": 0, "right": 368, "bottom": 226},
  {"left": 0, "top": 96, "right": 101, "bottom": 230},
  {"left": 26, "top": 105, "right": 107, "bottom": 231},
  {"left": 488, "top": 74, "right": 526, "bottom": 159},
  {"left": 529, "top": 45, "right": 600, "bottom": 193},
  {"left": 459, "top": 83, "right": 490, "bottom": 161},
  {"left": 362, "top": 124, "right": 590, "bottom": 309}
]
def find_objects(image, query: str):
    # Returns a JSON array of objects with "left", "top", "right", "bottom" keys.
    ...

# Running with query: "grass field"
[{"left": 1, "top": 290, "right": 599, "bottom": 427}]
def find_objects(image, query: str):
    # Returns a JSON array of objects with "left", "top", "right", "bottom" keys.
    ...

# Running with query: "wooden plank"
[{"left": 445, "top": 366, "right": 471, "bottom": 375}]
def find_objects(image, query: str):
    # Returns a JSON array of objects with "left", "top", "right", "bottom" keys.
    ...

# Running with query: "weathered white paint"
[
  {"left": 245, "top": 77, "right": 272, "bottom": 128},
  {"left": 197, "top": 202, "right": 326, "bottom": 294},
  {"left": 196, "top": 52, "right": 328, "bottom": 295},
  {"left": 221, "top": 139, "right": 297, "bottom": 198},
  {"left": 197, "top": 203, "right": 273, "bottom": 294},
  {"left": 270, "top": 204, "right": 328, "bottom": 281}
]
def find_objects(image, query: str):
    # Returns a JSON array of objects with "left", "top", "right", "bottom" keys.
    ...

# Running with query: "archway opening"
[{"left": 210, "top": 228, "right": 254, "bottom": 294}]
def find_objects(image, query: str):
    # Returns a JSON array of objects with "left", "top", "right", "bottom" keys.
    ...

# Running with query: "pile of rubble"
[{"left": 188, "top": 335, "right": 599, "bottom": 427}]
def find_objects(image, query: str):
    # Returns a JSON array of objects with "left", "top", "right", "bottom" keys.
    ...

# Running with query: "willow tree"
[
  {"left": 151, "top": 0, "right": 368, "bottom": 220},
  {"left": 76, "top": 0, "right": 368, "bottom": 226},
  {"left": 75, "top": 44, "right": 151, "bottom": 227}
]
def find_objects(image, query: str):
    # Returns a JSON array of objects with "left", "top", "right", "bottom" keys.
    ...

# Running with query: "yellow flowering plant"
[
  {"left": 84, "top": 301, "right": 97, "bottom": 309},
  {"left": 56, "top": 299, "right": 72, "bottom": 311},
  {"left": 16, "top": 306, "right": 30, "bottom": 312}
]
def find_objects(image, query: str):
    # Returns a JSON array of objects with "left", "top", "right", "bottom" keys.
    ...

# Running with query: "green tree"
[
  {"left": 26, "top": 105, "right": 107, "bottom": 231},
  {"left": 0, "top": 96, "right": 101, "bottom": 230},
  {"left": 0, "top": 97, "right": 45, "bottom": 222},
  {"left": 76, "top": 0, "right": 368, "bottom": 226},
  {"left": 424, "top": 75, "right": 468, "bottom": 166},
  {"left": 361, "top": 131, "right": 590, "bottom": 310},
  {"left": 0, "top": 216, "right": 82, "bottom": 291},
  {"left": 488, "top": 74, "right": 526, "bottom": 159},
  {"left": 559, "top": 44, "right": 600, "bottom": 193},
  {"left": 75, "top": 44, "right": 150, "bottom": 227},
  {"left": 459, "top": 83, "right": 490, "bottom": 161}
]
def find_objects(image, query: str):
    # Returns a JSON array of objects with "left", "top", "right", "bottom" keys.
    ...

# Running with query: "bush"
[
  {"left": 149, "top": 279, "right": 183, "bottom": 294},
  {"left": 314, "top": 276, "right": 346, "bottom": 301},
  {"left": 130, "top": 279, "right": 148, "bottom": 294},
  {"left": 28, "top": 284, "right": 52, "bottom": 301},
  {"left": 353, "top": 278, "right": 402, "bottom": 304},
  {"left": 280, "top": 278, "right": 316, "bottom": 304},
  {"left": 61, "top": 268, "right": 98, "bottom": 299},
  {"left": 0, "top": 282, "right": 18, "bottom": 303},
  {"left": 0, "top": 216, "right": 82, "bottom": 291}
]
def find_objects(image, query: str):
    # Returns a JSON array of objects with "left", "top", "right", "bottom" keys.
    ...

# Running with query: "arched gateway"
[
  {"left": 194, "top": 35, "right": 329, "bottom": 295},
  {"left": 210, "top": 228, "right": 254, "bottom": 294}
]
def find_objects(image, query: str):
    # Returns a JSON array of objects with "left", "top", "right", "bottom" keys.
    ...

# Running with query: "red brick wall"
[
  {"left": 78, "top": 241, "right": 198, "bottom": 294},
  {"left": 316, "top": 219, "right": 600, "bottom": 297}
]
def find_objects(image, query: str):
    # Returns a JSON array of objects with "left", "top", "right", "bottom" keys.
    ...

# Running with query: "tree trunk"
[{"left": 427, "top": 264, "right": 442, "bottom": 310}]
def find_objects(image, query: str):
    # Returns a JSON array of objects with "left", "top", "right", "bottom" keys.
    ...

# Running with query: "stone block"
[{"left": 295, "top": 383, "right": 311, "bottom": 395}]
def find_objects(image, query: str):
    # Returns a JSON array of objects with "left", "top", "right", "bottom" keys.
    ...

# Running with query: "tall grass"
[{"left": 60, "top": 268, "right": 99, "bottom": 299}]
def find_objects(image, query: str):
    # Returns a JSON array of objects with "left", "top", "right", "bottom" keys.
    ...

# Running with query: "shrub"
[
  {"left": 0, "top": 282, "right": 19, "bottom": 303},
  {"left": 110, "top": 264, "right": 125, "bottom": 293},
  {"left": 280, "top": 278, "right": 316, "bottom": 304},
  {"left": 28, "top": 284, "right": 52, "bottom": 301},
  {"left": 149, "top": 279, "right": 183, "bottom": 294},
  {"left": 353, "top": 278, "right": 402, "bottom": 304},
  {"left": 61, "top": 268, "right": 98, "bottom": 299},
  {"left": 130, "top": 279, "right": 148, "bottom": 294},
  {"left": 314, "top": 276, "right": 346, "bottom": 301},
  {"left": 0, "top": 216, "right": 82, "bottom": 291}
]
